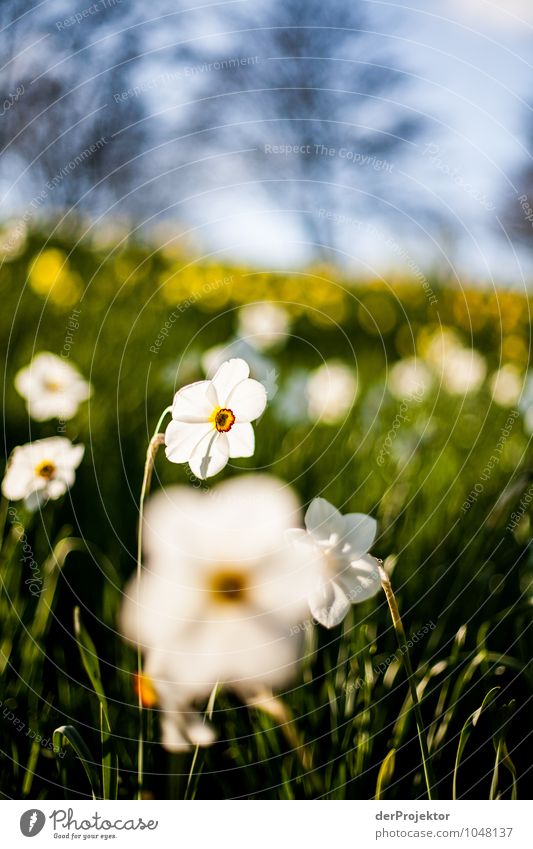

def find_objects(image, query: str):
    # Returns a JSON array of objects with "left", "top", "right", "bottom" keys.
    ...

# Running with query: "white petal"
[
  {"left": 341, "top": 513, "right": 377, "bottom": 558},
  {"left": 46, "top": 479, "right": 68, "bottom": 499},
  {"left": 338, "top": 554, "right": 382, "bottom": 603},
  {"left": 304, "top": 497, "right": 343, "bottom": 543},
  {"left": 188, "top": 431, "right": 229, "bottom": 479},
  {"left": 308, "top": 579, "right": 351, "bottom": 628},
  {"left": 1, "top": 466, "right": 35, "bottom": 501},
  {"left": 211, "top": 358, "right": 250, "bottom": 405},
  {"left": 172, "top": 380, "right": 218, "bottom": 423},
  {"left": 226, "top": 422, "right": 255, "bottom": 458},
  {"left": 67, "top": 443, "right": 85, "bottom": 469},
  {"left": 165, "top": 420, "right": 212, "bottom": 464},
  {"left": 227, "top": 378, "right": 267, "bottom": 423}
]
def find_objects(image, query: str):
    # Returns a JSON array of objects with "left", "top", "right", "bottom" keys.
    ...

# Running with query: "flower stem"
[
  {"left": 378, "top": 565, "right": 437, "bottom": 800},
  {"left": 136, "top": 406, "right": 172, "bottom": 799}
]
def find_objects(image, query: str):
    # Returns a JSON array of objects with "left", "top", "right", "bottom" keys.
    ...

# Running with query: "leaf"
[
  {"left": 453, "top": 687, "right": 499, "bottom": 800},
  {"left": 53, "top": 725, "right": 100, "bottom": 800},
  {"left": 375, "top": 748, "right": 396, "bottom": 800},
  {"left": 73, "top": 607, "right": 118, "bottom": 800}
]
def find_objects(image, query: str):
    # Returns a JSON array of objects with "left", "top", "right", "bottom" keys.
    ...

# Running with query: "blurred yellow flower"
[{"left": 28, "top": 248, "right": 81, "bottom": 307}]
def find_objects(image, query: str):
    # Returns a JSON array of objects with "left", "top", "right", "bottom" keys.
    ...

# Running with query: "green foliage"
[{"left": 0, "top": 230, "right": 531, "bottom": 799}]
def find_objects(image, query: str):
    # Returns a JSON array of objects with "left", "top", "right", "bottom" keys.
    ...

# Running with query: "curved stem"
[
  {"left": 378, "top": 565, "right": 437, "bottom": 800},
  {"left": 136, "top": 406, "right": 172, "bottom": 799}
]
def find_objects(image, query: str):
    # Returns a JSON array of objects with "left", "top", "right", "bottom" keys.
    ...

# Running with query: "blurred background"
[
  {"left": 1, "top": 0, "right": 532, "bottom": 801},
  {"left": 1, "top": 0, "right": 533, "bottom": 280}
]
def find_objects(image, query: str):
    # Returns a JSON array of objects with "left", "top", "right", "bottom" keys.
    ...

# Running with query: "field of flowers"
[{"left": 0, "top": 228, "right": 531, "bottom": 800}]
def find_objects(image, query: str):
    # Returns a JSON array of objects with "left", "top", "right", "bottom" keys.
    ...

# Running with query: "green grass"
[{"left": 0, "top": 230, "right": 531, "bottom": 799}]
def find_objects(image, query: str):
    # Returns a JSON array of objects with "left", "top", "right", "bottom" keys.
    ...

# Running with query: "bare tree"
[
  {"left": 168, "top": 0, "right": 423, "bottom": 260},
  {"left": 0, "top": 0, "right": 149, "bottom": 219}
]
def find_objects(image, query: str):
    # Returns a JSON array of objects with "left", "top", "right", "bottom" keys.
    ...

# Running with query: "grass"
[{"left": 0, "top": 228, "right": 531, "bottom": 799}]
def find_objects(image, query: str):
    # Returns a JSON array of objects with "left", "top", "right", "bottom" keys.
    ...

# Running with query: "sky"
[{"left": 192, "top": 0, "right": 533, "bottom": 283}]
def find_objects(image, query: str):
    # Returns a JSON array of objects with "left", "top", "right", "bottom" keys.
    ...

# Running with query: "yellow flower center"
[
  {"left": 35, "top": 460, "right": 56, "bottom": 480},
  {"left": 208, "top": 569, "right": 247, "bottom": 604},
  {"left": 43, "top": 378, "right": 62, "bottom": 393},
  {"left": 210, "top": 406, "right": 236, "bottom": 433},
  {"left": 133, "top": 673, "right": 158, "bottom": 709}
]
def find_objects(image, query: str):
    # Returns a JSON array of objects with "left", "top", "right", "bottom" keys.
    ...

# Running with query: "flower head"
[
  {"left": 2, "top": 437, "right": 84, "bottom": 509},
  {"left": 15, "top": 352, "right": 92, "bottom": 421},
  {"left": 237, "top": 302, "right": 290, "bottom": 351},
  {"left": 288, "top": 497, "right": 381, "bottom": 628},
  {"left": 306, "top": 361, "right": 358, "bottom": 425},
  {"left": 165, "top": 358, "right": 267, "bottom": 479},
  {"left": 120, "top": 475, "right": 316, "bottom": 750}
]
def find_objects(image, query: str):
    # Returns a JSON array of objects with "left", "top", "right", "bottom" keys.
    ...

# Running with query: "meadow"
[{"left": 0, "top": 226, "right": 531, "bottom": 800}]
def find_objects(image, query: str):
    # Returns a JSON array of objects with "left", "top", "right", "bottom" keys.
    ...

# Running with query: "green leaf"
[
  {"left": 53, "top": 725, "right": 100, "bottom": 800},
  {"left": 375, "top": 748, "right": 396, "bottom": 800},
  {"left": 73, "top": 607, "right": 118, "bottom": 800},
  {"left": 453, "top": 687, "right": 500, "bottom": 800}
]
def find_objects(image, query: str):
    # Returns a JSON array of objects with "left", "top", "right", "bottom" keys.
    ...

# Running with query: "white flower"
[
  {"left": 388, "top": 358, "right": 433, "bottom": 401},
  {"left": 306, "top": 360, "right": 358, "bottom": 424},
  {"left": 490, "top": 365, "right": 522, "bottom": 408},
  {"left": 2, "top": 437, "right": 84, "bottom": 509},
  {"left": 120, "top": 475, "right": 316, "bottom": 751},
  {"left": 288, "top": 497, "right": 381, "bottom": 629},
  {"left": 423, "top": 331, "right": 486, "bottom": 395},
  {"left": 237, "top": 302, "right": 290, "bottom": 351},
  {"left": 202, "top": 339, "right": 277, "bottom": 399},
  {"left": 165, "top": 358, "right": 267, "bottom": 479},
  {"left": 15, "top": 352, "right": 92, "bottom": 421},
  {"left": 441, "top": 347, "right": 486, "bottom": 395}
]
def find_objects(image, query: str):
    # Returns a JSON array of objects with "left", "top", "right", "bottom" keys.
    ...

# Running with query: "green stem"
[
  {"left": 379, "top": 565, "right": 437, "bottom": 800},
  {"left": 136, "top": 406, "right": 172, "bottom": 799}
]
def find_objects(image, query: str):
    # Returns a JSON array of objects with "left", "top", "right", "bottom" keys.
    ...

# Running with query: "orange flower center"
[
  {"left": 212, "top": 407, "right": 236, "bottom": 432},
  {"left": 35, "top": 460, "right": 56, "bottom": 480},
  {"left": 209, "top": 569, "right": 247, "bottom": 603},
  {"left": 133, "top": 673, "right": 158, "bottom": 708}
]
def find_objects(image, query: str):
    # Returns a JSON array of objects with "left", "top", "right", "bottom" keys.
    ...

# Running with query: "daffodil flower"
[
  {"left": 120, "top": 475, "right": 315, "bottom": 750},
  {"left": 15, "top": 352, "right": 92, "bottom": 421},
  {"left": 288, "top": 497, "right": 381, "bottom": 628},
  {"left": 165, "top": 358, "right": 267, "bottom": 479},
  {"left": 1, "top": 437, "right": 84, "bottom": 510}
]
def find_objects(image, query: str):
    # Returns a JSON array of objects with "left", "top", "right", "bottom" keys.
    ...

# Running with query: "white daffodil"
[
  {"left": 165, "top": 358, "right": 267, "bottom": 479},
  {"left": 388, "top": 357, "right": 433, "bottom": 401},
  {"left": 288, "top": 497, "right": 381, "bottom": 629},
  {"left": 202, "top": 338, "right": 278, "bottom": 399},
  {"left": 2, "top": 437, "right": 84, "bottom": 509},
  {"left": 490, "top": 365, "right": 522, "bottom": 408},
  {"left": 237, "top": 302, "right": 290, "bottom": 351},
  {"left": 15, "top": 352, "right": 92, "bottom": 421},
  {"left": 306, "top": 360, "right": 358, "bottom": 425},
  {"left": 120, "top": 475, "right": 317, "bottom": 751}
]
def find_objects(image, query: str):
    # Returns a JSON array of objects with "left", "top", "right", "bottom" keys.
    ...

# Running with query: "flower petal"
[
  {"left": 227, "top": 378, "right": 267, "bottom": 423},
  {"left": 188, "top": 431, "right": 229, "bottom": 479},
  {"left": 341, "top": 513, "right": 377, "bottom": 558},
  {"left": 165, "top": 420, "right": 212, "bottom": 464},
  {"left": 226, "top": 422, "right": 255, "bottom": 458},
  {"left": 211, "top": 358, "right": 250, "bottom": 405},
  {"left": 308, "top": 579, "right": 351, "bottom": 629},
  {"left": 304, "top": 497, "right": 343, "bottom": 543},
  {"left": 172, "top": 380, "right": 218, "bottom": 423},
  {"left": 336, "top": 554, "right": 381, "bottom": 604}
]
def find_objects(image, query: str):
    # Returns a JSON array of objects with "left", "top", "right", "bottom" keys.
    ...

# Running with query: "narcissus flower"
[
  {"left": 306, "top": 361, "right": 357, "bottom": 424},
  {"left": 15, "top": 352, "right": 92, "bottom": 421},
  {"left": 165, "top": 358, "right": 267, "bottom": 479},
  {"left": 237, "top": 301, "right": 290, "bottom": 351},
  {"left": 120, "top": 475, "right": 316, "bottom": 751},
  {"left": 288, "top": 497, "right": 381, "bottom": 628},
  {"left": 2, "top": 437, "right": 84, "bottom": 509}
]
